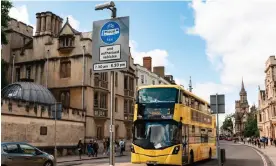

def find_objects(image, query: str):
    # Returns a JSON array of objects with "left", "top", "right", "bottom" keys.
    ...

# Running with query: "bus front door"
[{"left": 182, "top": 124, "right": 189, "bottom": 164}]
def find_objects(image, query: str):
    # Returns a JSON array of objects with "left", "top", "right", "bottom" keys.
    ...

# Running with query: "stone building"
[
  {"left": 1, "top": 11, "right": 136, "bottom": 154},
  {"left": 135, "top": 56, "right": 173, "bottom": 87},
  {"left": 257, "top": 56, "right": 276, "bottom": 139},
  {"left": 234, "top": 79, "right": 249, "bottom": 136}
]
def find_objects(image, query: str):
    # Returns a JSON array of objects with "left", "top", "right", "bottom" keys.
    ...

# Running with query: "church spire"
[
  {"left": 241, "top": 77, "right": 245, "bottom": 91},
  {"left": 189, "top": 76, "right": 193, "bottom": 92}
]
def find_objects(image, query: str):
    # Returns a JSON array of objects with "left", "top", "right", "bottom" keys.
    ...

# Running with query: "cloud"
[
  {"left": 130, "top": 40, "right": 170, "bottom": 67},
  {"left": 9, "top": 5, "right": 36, "bottom": 35},
  {"left": 187, "top": 0, "right": 276, "bottom": 87},
  {"left": 193, "top": 82, "right": 234, "bottom": 101},
  {"left": 66, "top": 15, "right": 80, "bottom": 30}
]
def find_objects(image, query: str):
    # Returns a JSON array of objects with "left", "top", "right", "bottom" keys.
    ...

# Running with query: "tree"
[
  {"left": 1, "top": 0, "right": 12, "bottom": 45},
  {"left": 1, "top": 0, "right": 12, "bottom": 89},
  {"left": 222, "top": 114, "right": 234, "bottom": 134},
  {"left": 243, "top": 114, "right": 259, "bottom": 137}
]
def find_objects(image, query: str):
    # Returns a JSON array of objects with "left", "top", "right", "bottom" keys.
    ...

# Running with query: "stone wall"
[{"left": 1, "top": 99, "right": 85, "bottom": 156}]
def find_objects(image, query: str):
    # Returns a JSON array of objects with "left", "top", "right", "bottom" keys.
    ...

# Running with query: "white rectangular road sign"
[
  {"left": 100, "top": 45, "right": 121, "bottom": 61},
  {"left": 94, "top": 61, "right": 127, "bottom": 71}
]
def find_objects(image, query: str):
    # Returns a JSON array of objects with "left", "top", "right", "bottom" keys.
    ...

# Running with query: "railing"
[{"left": 94, "top": 108, "right": 107, "bottom": 118}]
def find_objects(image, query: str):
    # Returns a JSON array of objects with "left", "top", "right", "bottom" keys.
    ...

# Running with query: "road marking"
[{"left": 251, "top": 147, "right": 268, "bottom": 166}]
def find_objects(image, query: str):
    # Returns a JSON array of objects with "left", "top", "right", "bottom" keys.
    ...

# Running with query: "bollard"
[{"left": 220, "top": 149, "right": 226, "bottom": 165}]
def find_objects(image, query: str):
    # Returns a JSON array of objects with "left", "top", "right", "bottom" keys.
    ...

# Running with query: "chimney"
[
  {"left": 153, "top": 66, "right": 165, "bottom": 77},
  {"left": 35, "top": 11, "right": 63, "bottom": 36},
  {"left": 143, "top": 57, "right": 152, "bottom": 72}
]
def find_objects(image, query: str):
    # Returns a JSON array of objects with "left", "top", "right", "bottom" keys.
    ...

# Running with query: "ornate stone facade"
[
  {"left": 257, "top": 56, "right": 276, "bottom": 139},
  {"left": 234, "top": 79, "right": 249, "bottom": 136},
  {"left": 1, "top": 11, "right": 136, "bottom": 155}
]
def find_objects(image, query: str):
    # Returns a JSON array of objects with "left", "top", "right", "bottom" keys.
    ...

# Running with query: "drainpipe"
[{"left": 11, "top": 53, "right": 15, "bottom": 83}]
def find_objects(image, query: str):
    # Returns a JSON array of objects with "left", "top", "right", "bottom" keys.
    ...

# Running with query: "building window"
[
  {"left": 60, "top": 91, "right": 70, "bottom": 107},
  {"left": 129, "top": 100, "right": 133, "bottom": 114},
  {"left": 129, "top": 77, "right": 134, "bottom": 91},
  {"left": 124, "top": 100, "right": 128, "bottom": 113},
  {"left": 100, "top": 72, "right": 107, "bottom": 81},
  {"left": 59, "top": 36, "right": 74, "bottom": 48},
  {"left": 152, "top": 80, "right": 155, "bottom": 85},
  {"left": 274, "top": 107, "right": 276, "bottom": 117},
  {"left": 16, "top": 68, "right": 20, "bottom": 82},
  {"left": 26, "top": 66, "right": 31, "bottom": 79},
  {"left": 115, "top": 72, "right": 118, "bottom": 87},
  {"left": 141, "top": 75, "right": 144, "bottom": 84},
  {"left": 94, "top": 92, "right": 99, "bottom": 108},
  {"left": 124, "top": 76, "right": 128, "bottom": 90},
  {"left": 159, "top": 81, "right": 161, "bottom": 84},
  {"left": 259, "top": 114, "right": 262, "bottom": 122},
  {"left": 100, "top": 93, "right": 107, "bottom": 109},
  {"left": 40, "top": 126, "right": 47, "bottom": 135},
  {"left": 60, "top": 61, "right": 71, "bottom": 78},
  {"left": 96, "top": 126, "right": 103, "bottom": 140},
  {"left": 115, "top": 97, "right": 118, "bottom": 112}
]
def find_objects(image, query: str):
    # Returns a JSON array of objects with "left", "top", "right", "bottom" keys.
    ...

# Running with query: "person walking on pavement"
[
  {"left": 77, "top": 139, "right": 84, "bottom": 159},
  {"left": 119, "top": 139, "right": 125, "bottom": 156},
  {"left": 106, "top": 138, "right": 110, "bottom": 156},
  {"left": 93, "top": 140, "right": 99, "bottom": 157},
  {"left": 87, "top": 140, "right": 93, "bottom": 157}
]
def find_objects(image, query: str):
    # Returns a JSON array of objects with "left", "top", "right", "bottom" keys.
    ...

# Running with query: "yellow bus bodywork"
[{"left": 132, "top": 85, "right": 217, "bottom": 165}]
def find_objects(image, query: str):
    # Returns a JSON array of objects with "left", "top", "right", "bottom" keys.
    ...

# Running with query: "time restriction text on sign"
[
  {"left": 100, "top": 45, "right": 121, "bottom": 61},
  {"left": 94, "top": 61, "right": 127, "bottom": 71}
]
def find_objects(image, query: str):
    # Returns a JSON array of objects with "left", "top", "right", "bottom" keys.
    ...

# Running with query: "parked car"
[
  {"left": 1, "top": 142, "right": 55, "bottom": 166},
  {"left": 227, "top": 137, "right": 232, "bottom": 141}
]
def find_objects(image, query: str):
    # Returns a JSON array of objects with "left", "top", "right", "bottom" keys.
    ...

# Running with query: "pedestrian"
[
  {"left": 119, "top": 139, "right": 125, "bottom": 155},
  {"left": 87, "top": 140, "right": 93, "bottom": 157},
  {"left": 103, "top": 139, "right": 107, "bottom": 155},
  {"left": 77, "top": 139, "right": 84, "bottom": 159},
  {"left": 274, "top": 139, "right": 276, "bottom": 147},
  {"left": 270, "top": 138, "right": 273, "bottom": 145},
  {"left": 106, "top": 138, "right": 110, "bottom": 156},
  {"left": 257, "top": 139, "right": 261, "bottom": 148},
  {"left": 93, "top": 140, "right": 99, "bottom": 157},
  {"left": 266, "top": 137, "right": 269, "bottom": 146}
]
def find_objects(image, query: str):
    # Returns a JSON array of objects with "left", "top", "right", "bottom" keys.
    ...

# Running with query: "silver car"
[{"left": 1, "top": 142, "right": 55, "bottom": 166}]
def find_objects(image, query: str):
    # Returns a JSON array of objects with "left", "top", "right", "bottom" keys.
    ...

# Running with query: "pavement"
[
  {"left": 57, "top": 152, "right": 130, "bottom": 163},
  {"left": 238, "top": 142, "right": 276, "bottom": 166},
  {"left": 57, "top": 141, "right": 272, "bottom": 166}
]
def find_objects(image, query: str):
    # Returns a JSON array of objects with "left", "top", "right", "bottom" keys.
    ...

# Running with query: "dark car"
[{"left": 1, "top": 142, "right": 55, "bottom": 166}]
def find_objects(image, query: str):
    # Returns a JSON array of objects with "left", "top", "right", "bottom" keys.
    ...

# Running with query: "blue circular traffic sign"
[{"left": 100, "top": 21, "right": 120, "bottom": 44}]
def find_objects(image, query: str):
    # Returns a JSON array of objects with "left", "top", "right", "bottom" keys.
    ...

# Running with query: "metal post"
[
  {"left": 216, "top": 94, "right": 221, "bottom": 166},
  {"left": 54, "top": 103, "right": 57, "bottom": 164},
  {"left": 11, "top": 54, "right": 15, "bottom": 83},
  {"left": 110, "top": 71, "right": 115, "bottom": 166},
  {"left": 46, "top": 50, "right": 49, "bottom": 88}
]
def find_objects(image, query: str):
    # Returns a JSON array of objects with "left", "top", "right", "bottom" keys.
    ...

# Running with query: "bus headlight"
[
  {"left": 131, "top": 145, "right": 135, "bottom": 153},
  {"left": 172, "top": 145, "right": 180, "bottom": 155}
]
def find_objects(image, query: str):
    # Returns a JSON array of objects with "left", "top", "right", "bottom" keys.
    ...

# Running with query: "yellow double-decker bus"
[{"left": 131, "top": 85, "right": 216, "bottom": 166}]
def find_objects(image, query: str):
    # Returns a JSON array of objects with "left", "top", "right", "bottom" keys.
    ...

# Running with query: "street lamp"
[
  {"left": 95, "top": 1, "right": 117, "bottom": 18},
  {"left": 95, "top": 2, "right": 117, "bottom": 166}
]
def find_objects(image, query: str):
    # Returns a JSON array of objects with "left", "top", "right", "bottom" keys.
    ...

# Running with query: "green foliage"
[
  {"left": 1, "top": 0, "right": 13, "bottom": 45},
  {"left": 1, "top": 59, "right": 9, "bottom": 88},
  {"left": 222, "top": 114, "right": 233, "bottom": 133},
  {"left": 244, "top": 115, "right": 259, "bottom": 137}
]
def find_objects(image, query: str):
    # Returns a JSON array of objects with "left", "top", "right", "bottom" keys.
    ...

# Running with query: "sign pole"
[
  {"left": 110, "top": 71, "right": 115, "bottom": 166},
  {"left": 216, "top": 94, "right": 221, "bottom": 166}
]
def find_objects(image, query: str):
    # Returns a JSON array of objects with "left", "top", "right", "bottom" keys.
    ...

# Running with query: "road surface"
[{"left": 57, "top": 141, "right": 269, "bottom": 166}]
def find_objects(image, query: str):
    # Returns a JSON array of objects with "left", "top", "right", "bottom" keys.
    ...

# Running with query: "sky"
[{"left": 9, "top": 0, "right": 276, "bottom": 125}]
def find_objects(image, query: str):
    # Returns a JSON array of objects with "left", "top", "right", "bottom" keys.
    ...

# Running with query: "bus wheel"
[
  {"left": 189, "top": 151, "right": 194, "bottom": 165},
  {"left": 208, "top": 148, "right": 212, "bottom": 160}
]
